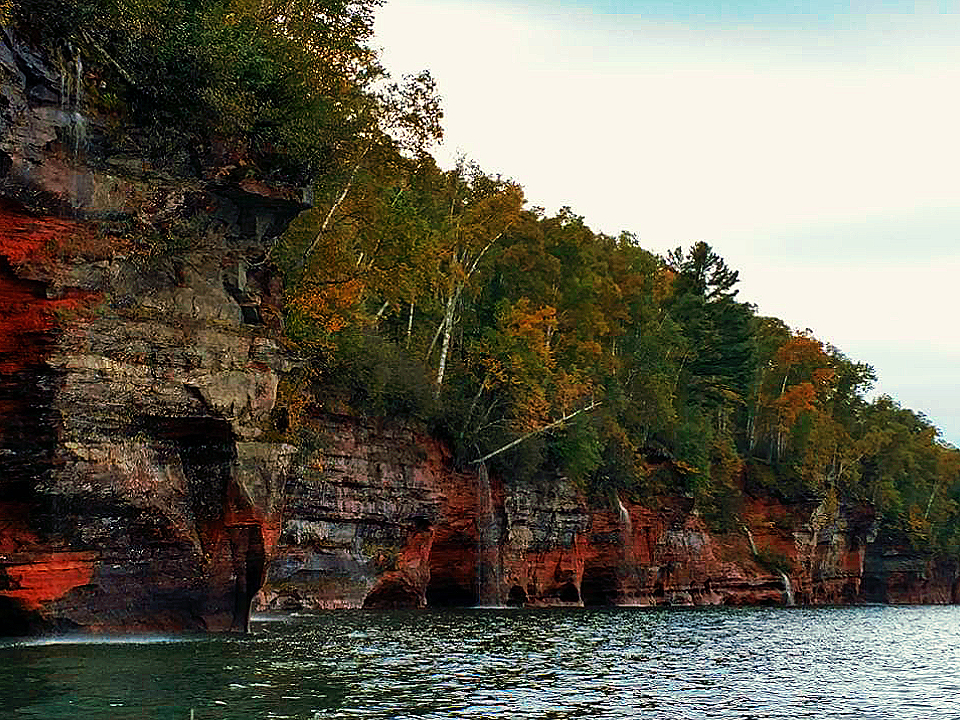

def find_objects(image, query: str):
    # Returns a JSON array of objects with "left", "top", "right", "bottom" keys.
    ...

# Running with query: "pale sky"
[{"left": 374, "top": 0, "right": 960, "bottom": 446}]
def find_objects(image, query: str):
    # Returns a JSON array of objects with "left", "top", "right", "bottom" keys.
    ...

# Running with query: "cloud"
[{"left": 376, "top": 2, "right": 960, "bottom": 239}]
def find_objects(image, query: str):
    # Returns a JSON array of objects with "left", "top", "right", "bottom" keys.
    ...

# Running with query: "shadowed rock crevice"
[
  {"left": 229, "top": 523, "right": 266, "bottom": 631},
  {"left": 362, "top": 578, "right": 422, "bottom": 609},
  {"left": 425, "top": 532, "right": 478, "bottom": 607},
  {"left": 0, "top": 595, "right": 44, "bottom": 635},
  {"left": 137, "top": 417, "right": 276, "bottom": 631},
  {"left": 507, "top": 584, "right": 527, "bottom": 607},
  {"left": 556, "top": 582, "right": 580, "bottom": 604},
  {"left": 581, "top": 566, "right": 620, "bottom": 606},
  {"left": 141, "top": 416, "right": 238, "bottom": 521}
]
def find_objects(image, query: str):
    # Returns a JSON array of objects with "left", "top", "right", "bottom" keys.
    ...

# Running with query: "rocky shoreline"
[{"left": 0, "top": 27, "right": 956, "bottom": 636}]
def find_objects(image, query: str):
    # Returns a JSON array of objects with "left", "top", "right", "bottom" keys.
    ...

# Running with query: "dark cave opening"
[
  {"left": 425, "top": 532, "right": 478, "bottom": 607},
  {"left": 507, "top": 584, "right": 528, "bottom": 607},
  {"left": 363, "top": 580, "right": 423, "bottom": 609},
  {"left": 425, "top": 573, "right": 477, "bottom": 607},
  {"left": 557, "top": 581, "right": 581, "bottom": 604},
  {"left": 580, "top": 565, "right": 620, "bottom": 606}
]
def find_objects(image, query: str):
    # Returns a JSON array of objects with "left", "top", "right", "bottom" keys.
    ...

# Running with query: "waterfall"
[
  {"left": 742, "top": 524, "right": 759, "bottom": 556},
  {"left": 616, "top": 495, "right": 632, "bottom": 533},
  {"left": 57, "top": 45, "right": 87, "bottom": 210},
  {"left": 476, "top": 462, "right": 503, "bottom": 607},
  {"left": 71, "top": 50, "right": 86, "bottom": 160},
  {"left": 617, "top": 494, "right": 633, "bottom": 548},
  {"left": 59, "top": 46, "right": 87, "bottom": 162},
  {"left": 779, "top": 571, "right": 795, "bottom": 607},
  {"left": 616, "top": 494, "right": 637, "bottom": 600}
]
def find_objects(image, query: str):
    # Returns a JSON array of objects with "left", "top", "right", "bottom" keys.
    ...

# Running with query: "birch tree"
[
  {"left": 431, "top": 162, "right": 524, "bottom": 393},
  {"left": 299, "top": 70, "right": 443, "bottom": 273}
]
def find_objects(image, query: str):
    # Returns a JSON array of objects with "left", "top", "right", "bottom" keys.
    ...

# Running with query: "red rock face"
[
  {"left": 0, "top": 214, "right": 75, "bottom": 360},
  {"left": 499, "top": 492, "right": 786, "bottom": 608},
  {"left": 262, "top": 417, "right": 957, "bottom": 612},
  {"left": 0, "top": 26, "right": 305, "bottom": 634},
  {"left": 0, "top": 190, "right": 297, "bottom": 635},
  {"left": 257, "top": 415, "right": 481, "bottom": 611},
  {"left": 2, "top": 188, "right": 952, "bottom": 631},
  {"left": 425, "top": 463, "right": 482, "bottom": 607},
  {"left": 861, "top": 540, "right": 959, "bottom": 605},
  {"left": 364, "top": 527, "right": 435, "bottom": 609},
  {"left": 0, "top": 204, "right": 97, "bottom": 632},
  {"left": 0, "top": 553, "right": 96, "bottom": 612},
  {"left": 2, "top": 29, "right": 956, "bottom": 636}
]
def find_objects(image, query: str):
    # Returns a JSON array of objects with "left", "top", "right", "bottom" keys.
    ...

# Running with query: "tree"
[
  {"left": 429, "top": 161, "right": 524, "bottom": 393},
  {"left": 19, "top": 0, "right": 390, "bottom": 174},
  {"left": 289, "top": 71, "right": 442, "bottom": 278},
  {"left": 664, "top": 243, "right": 756, "bottom": 485},
  {"left": 750, "top": 330, "right": 832, "bottom": 467},
  {"left": 666, "top": 241, "right": 740, "bottom": 301}
]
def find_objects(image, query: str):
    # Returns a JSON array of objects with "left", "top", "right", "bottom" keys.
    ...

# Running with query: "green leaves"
[
  {"left": 666, "top": 241, "right": 740, "bottom": 302},
  {"left": 28, "top": 0, "right": 960, "bottom": 552},
  {"left": 21, "top": 0, "right": 388, "bottom": 176}
]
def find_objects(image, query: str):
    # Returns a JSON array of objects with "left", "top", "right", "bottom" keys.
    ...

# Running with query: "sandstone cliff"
[
  {"left": 0, "top": 28, "right": 302, "bottom": 633},
  {"left": 255, "top": 412, "right": 959, "bottom": 612},
  {"left": 0, "top": 29, "right": 956, "bottom": 636}
]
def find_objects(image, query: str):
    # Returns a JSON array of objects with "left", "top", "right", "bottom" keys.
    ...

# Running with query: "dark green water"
[{"left": 2, "top": 605, "right": 959, "bottom": 719}]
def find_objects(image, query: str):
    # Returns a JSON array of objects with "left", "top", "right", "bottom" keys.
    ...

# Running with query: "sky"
[{"left": 373, "top": 0, "right": 960, "bottom": 446}]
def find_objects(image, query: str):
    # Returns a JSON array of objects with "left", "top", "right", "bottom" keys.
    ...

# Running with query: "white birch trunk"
[
  {"left": 472, "top": 400, "right": 601, "bottom": 465},
  {"left": 406, "top": 302, "right": 414, "bottom": 348},
  {"left": 434, "top": 285, "right": 460, "bottom": 393},
  {"left": 302, "top": 141, "right": 373, "bottom": 265},
  {"left": 773, "top": 372, "right": 789, "bottom": 462}
]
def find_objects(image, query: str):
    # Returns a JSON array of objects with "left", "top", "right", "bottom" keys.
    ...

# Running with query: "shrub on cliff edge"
[{"left": 11, "top": 0, "right": 384, "bottom": 179}]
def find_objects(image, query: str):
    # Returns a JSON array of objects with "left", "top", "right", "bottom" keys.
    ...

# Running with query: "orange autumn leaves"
[
  {"left": 291, "top": 277, "right": 365, "bottom": 336},
  {"left": 281, "top": 207, "right": 369, "bottom": 353},
  {"left": 753, "top": 331, "right": 836, "bottom": 464},
  {"left": 772, "top": 333, "right": 835, "bottom": 432},
  {"left": 479, "top": 299, "right": 559, "bottom": 433}
]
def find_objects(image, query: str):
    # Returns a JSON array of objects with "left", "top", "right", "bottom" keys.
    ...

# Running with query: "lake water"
[{"left": 2, "top": 605, "right": 959, "bottom": 719}]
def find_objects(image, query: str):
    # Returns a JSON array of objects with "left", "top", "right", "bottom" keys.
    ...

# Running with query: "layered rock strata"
[
  {"left": 0, "top": 29, "right": 302, "bottom": 633},
  {"left": 258, "top": 413, "right": 960, "bottom": 612},
  {"left": 1, "top": 29, "right": 957, "bottom": 636}
]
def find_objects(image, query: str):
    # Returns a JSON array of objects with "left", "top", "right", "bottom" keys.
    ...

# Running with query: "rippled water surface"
[{"left": 2, "top": 605, "right": 960, "bottom": 719}]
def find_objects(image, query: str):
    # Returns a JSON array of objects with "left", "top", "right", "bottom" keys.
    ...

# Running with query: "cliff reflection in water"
[{"left": 2, "top": 605, "right": 959, "bottom": 719}]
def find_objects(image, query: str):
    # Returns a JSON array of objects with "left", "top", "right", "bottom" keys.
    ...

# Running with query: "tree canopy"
[{"left": 22, "top": 0, "right": 960, "bottom": 554}]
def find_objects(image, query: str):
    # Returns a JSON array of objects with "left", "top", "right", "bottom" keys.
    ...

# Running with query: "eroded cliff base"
[{"left": 254, "top": 413, "right": 960, "bottom": 614}]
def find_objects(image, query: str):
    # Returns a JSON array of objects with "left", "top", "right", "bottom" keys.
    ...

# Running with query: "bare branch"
[
  {"left": 472, "top": 400, "right": 602, "bottom": 465},
  {"left": 302, "top": 140, "right": 373, "bottom": 264}
]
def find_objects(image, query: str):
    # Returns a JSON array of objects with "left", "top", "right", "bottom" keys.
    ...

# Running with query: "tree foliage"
[{"left": 23, "top": 0, "right": 960, "bottom": 553}]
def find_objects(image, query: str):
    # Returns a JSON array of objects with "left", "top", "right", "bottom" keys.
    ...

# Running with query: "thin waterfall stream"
[
  {"left": 476, "top": 461, "right": 503, "bottom": 606},
  {"left": 616, "top": 495, "right": 633, "bottom": 542},
  {"left": 616, "top": 494, "right": 640, "bottom": 596},
  {"left": 780, "top": 571, "right": 796, "bottom": 606},
  {"left": 617, "top": 493, "right": 634, "bottom": 561},
  {"left": 58, "top": 45, "right": 87, "bottom": 208}
]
